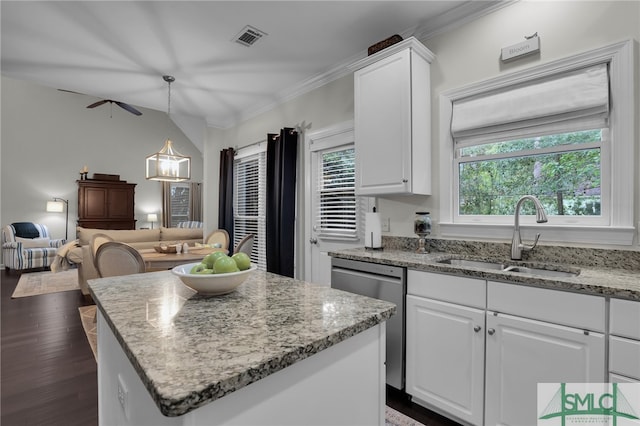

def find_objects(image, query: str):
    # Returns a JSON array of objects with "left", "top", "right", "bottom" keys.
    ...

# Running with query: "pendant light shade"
[
  {"left": 145, "top": 75, "right": 191, "bottom": 182},
  {"left": 146, "top": 139, "right": 191, "bottom": 181}
]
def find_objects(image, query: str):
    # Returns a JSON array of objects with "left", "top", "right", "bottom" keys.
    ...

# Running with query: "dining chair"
[
  {"left": 90, "top": 233, "right": 114, "bottom": 270},
  {"left": 205, "top": 229, "right": 230, "bottom": 250},
  {"left": 234, "top": 234, "right": 255, "bottom": 257},
  {"left": 94, "top": 241, "right": 146, "bottom": 278}
]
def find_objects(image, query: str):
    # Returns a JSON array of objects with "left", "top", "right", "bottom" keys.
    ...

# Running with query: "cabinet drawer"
[
  {"left": 408, "top": 270, "right": 485, "bottom": 308},
  {"left": 609, "top": 336, "right": 640, "bottom": 380},
  {"left": 610, "top": 298, "right": 640, "bottom": 340},
  {"left": 487, "top": 281, "right": 605, "bottom": 332}
]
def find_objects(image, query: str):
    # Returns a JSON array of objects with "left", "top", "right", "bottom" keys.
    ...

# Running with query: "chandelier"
[{"left": 145, "top": 75, "right": 191, "bottom": 182}]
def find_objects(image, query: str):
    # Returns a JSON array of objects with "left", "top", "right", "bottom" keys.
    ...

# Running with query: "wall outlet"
[
  {"left": 117, "top": 374, "right": 129, "bottom": 419},
  {"left": 381, "top": 217, "right": 390, "bottom": 232}
]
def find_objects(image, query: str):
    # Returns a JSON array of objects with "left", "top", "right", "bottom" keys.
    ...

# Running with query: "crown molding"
[{"left": 210, "top": 0, "right": 518, "bottom": 130}]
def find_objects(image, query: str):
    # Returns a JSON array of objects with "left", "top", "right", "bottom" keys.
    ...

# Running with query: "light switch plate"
[{"left": 381, "top": 218, "right": 390, "bottom": 232}]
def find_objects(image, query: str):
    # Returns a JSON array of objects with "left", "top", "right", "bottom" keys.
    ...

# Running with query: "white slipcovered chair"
[
  {"left": 2, "top": 222, "right": 66, "bottom": 272},
  {"left": 94, "top": 242, "right": 146, "bottom": 278},
  {"left": 234, "top": 234, "right": 255, "bottom": 257}
]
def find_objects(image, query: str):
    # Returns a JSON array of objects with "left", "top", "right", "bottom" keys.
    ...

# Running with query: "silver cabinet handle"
[
  {"left": 474, "top": 325, "right": 481, "bottom": 332},
  {"left": 488, "top": 328, "right": 496, "bottom": 335},
  {"left": 402, "top": 179, "right": 408, "bottom": 183},
  {"left": 309, "top": 238, "right": 318, "bottom": 244}
]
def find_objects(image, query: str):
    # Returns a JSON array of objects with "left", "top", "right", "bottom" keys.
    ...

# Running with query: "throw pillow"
[{"left": 16, "top": 237, "right": 51, "bottom": 248}]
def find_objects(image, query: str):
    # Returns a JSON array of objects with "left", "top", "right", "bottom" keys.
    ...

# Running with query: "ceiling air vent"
[{"left": 234, "top": 25, "right": 267, "bottom": 47}]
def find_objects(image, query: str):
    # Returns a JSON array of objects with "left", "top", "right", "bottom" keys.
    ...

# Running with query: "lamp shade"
[
  {"left": 147, "top": 213, "right": 158, "bottom": 223},
  {"left": 46, "top": 201, "right": 65, "bottom": 212},
  {"left": 145, "top": 139, "right": 191, "bottom": 182}
]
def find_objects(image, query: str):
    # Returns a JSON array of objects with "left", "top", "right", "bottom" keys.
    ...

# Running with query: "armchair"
[{"left": 2, "top": 222, "right": 66, "bottom": 272}]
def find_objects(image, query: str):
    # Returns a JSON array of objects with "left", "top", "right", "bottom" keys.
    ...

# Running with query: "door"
[
  {"left": 304, "top": 122, "right": 371, "bottom": 285},
  {"left": 484, "top": 312, "right": 605, "bottom": 426},
  {"left": 406, "top": 295, "right": 485, "bottom": 426}
]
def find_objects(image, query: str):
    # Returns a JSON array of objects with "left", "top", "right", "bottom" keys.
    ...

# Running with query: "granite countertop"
[
  {"left": 88, "top": 270, "right": 395, "bottom": 417},
  {"left": 330, "top": 248, "right": 640, "bottom": 301}
]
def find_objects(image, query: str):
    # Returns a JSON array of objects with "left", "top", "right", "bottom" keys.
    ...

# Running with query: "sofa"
[
  {"left": 67, "top": 226, "right": 204, "bottom": 297},
  {"left": 2, "top": 222, "right": 66, "bottom": 272}
]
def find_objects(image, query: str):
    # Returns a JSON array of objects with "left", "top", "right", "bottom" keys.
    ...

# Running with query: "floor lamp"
[{"left": 46, "top": 198, "right": 69, "bottom": 241}]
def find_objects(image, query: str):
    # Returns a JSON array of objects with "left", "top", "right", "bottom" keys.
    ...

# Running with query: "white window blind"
[
  {"left": 234, "top": 146, "right": 266, "bottom": 270},
  {"left": 451, "top": 63, "right": 609, "bottom": 142},
  {"left": 315, "top": 147, "right": 361, "bottom": 240}
]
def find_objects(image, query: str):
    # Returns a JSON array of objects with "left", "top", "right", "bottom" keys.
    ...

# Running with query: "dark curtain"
[
  {"left": 266, "top": 127, "right": 298, "bottom": 277},
  {"left": 218, "top": 148, "right": 235, "bottom": 244}
]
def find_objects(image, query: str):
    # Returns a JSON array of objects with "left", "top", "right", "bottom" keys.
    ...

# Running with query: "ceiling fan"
[
  {"left": 86, "top": 99, "right": 142, "bottom": 116},
  {"left": 57, "top": 89, "right": 142, "bottom": 116}
]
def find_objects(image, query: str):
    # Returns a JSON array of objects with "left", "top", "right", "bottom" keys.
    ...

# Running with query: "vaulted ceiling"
[{"left": 1, "top": 1, "right": 505, "bottom": 129}]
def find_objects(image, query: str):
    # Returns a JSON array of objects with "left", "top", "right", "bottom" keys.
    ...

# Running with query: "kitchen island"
[{"left": 88, "top": 269, "right": 395, "bottom": 426}]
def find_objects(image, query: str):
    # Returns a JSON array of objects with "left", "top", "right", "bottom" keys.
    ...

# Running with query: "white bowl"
[{"left": 172, "top": 262, "right": 257, "bottom": 296}]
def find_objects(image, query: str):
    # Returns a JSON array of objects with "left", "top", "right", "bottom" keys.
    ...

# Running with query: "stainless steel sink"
[
  {"left": 501, "top": 265, "right": 579, "bottom": 278},
  {"left": 438, "top": 258, "right": 506, "bottom": 270},
  {"left": 436, "top": 258, "right": 580, "bottom": 278}
]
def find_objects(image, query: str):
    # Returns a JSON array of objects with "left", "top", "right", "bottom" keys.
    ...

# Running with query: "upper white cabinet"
[{"left": 349, "top": 37, "right": 434, "bottom": 196}]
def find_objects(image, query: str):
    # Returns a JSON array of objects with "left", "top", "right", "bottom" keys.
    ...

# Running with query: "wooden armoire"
[{"left": 77, "top": 178, "right": 136, "bottom": 230}]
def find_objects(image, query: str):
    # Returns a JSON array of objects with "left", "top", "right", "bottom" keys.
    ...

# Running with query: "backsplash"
[{"left": 381, "top": 236, "right": 640, "bottom": 271}]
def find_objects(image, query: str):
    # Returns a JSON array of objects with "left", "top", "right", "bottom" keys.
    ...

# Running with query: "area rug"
[
  {"left": 77, "top": 306, "right": 423, "bottom": 425},
  {"left": 78, "top": 305, "right": 97, "bottom": 362},
  {"left": 385, "top": 406, "right": 425, "bottom": 426},
  {"left": 11, "top": 268, "right": 79, "bottom": 298}
]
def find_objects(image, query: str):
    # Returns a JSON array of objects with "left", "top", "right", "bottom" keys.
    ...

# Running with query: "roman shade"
[{"left": 451, "top": 63, "right": 609, "bottom": 141}]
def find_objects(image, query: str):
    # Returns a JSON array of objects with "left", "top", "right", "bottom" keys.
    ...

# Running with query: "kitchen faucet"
[{"left": 511, "top": 195, "right": 548, "bottom": 260}]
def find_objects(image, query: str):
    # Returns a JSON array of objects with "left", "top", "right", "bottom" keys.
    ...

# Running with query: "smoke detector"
[{"left": 233, "top": 25, "right": 267, "bottom": 47}]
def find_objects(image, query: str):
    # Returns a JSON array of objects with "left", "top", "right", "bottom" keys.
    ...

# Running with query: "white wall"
[
  {"left": 205, "top": 0, "right": 639, "bottom": 255},
  {"left": 0, "top": 76, "right": 204, "bottom": 247}
]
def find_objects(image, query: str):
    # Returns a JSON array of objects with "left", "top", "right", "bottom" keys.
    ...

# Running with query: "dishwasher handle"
[{"left": 332, "top": 267, "right": 403, "bottom": 285}]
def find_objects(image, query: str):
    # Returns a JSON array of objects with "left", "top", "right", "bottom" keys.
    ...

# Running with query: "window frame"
[
  {"left": 438, "top": 40, "right": 635, "bottom": 245},
  {"left": 234, "top": 142, "right": 267, "bottom": 270}
]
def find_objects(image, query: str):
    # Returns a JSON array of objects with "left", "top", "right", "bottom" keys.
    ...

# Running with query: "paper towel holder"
[{"left": 365, "top": 207, "right": 383, "bottom": 251}]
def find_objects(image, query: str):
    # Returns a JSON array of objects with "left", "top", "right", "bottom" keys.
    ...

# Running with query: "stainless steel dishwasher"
[{"left": 331, "top": 257, "right": 406, "bottom": 390}]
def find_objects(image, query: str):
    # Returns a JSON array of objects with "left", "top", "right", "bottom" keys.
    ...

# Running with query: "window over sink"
[{"left": 439, "top": 40, "right": 634, "bottom": 245}]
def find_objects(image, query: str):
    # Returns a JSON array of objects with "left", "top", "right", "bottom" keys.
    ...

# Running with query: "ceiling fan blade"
[
  {"left": 115, "top": 101, "right": 142, "bottom": 116},
  {"left": 86, "top": 100, "right": 109, "bottom": 108}
]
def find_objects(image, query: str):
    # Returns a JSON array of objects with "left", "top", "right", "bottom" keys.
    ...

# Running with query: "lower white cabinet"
[
  {"left": 406, "top": 270, "right": 607, "bottom": 426},
  {"left": 609, "top": 298, "right": 640, "bottom": 382},
  {"left": 406, "top": 295, "right": 485, "bottom": 425},
  {"left": 484, "top": 311, "right": 605, "bottom": 426}
]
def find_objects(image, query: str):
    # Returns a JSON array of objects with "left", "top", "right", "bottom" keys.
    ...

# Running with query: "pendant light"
[{"left": 145, "top": 75, "right": 191, "bottom": 182}]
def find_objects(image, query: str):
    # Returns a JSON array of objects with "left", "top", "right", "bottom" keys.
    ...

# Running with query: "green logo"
[{"left": 539, "top": 383, "right": 639, "bottom": 425}]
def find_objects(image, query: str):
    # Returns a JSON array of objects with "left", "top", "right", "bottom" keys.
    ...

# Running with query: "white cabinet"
[
  {"left": 485, "top": 281, "right": 606, "bottom": 426},
  {"left": 484, "top": 312, "right": 605, "bottom": 426},
  {"left": 609, "top": 298, "right": 640, "bottom": 382},
  {"left": 406, "top": 271, "right": 607, "bottom": 426},
  {"left": 406, "top": 270, "right": 486, "bottom": 425},
  {"left": 349, "top": 37, "right": 434, "bottom": 196}
]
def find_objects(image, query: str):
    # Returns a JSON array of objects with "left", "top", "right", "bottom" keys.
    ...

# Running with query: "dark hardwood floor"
[
  {"left": 1, "top": 268, "right": 98, "bottom": 426},
  {"left": 1, "top": 267, "right": 461, "bottom": 426}
]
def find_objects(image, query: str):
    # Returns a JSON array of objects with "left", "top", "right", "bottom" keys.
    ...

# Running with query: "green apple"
[
  {"left": 195, "top": 268, "right": 214, "bottom": 274},
  {"left": 213, "top": 255, "right": 239, "bottom": 274},
  {"left": 232, "top": 252, "right": 251, "bottom": 271},
  {"left": 190, "top": 263, "right": 208, "bottom": 274},
  {"left": 203, "top": 251, "right": 226, "bottom": 269}
]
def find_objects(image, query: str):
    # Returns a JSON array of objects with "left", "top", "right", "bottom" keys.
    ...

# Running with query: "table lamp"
[{"left": 147, "top": 213, "right": 158, "bottom": 229}]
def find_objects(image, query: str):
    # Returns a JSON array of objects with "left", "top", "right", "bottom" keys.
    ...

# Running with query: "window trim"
[{"left": 438, "top": 39, "right": 635, "bottom": 245}]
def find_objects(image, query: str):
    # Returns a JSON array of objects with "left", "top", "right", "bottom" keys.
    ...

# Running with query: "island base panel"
[{"left": 97, "top": 311, "right": 387, "bottom": 425}]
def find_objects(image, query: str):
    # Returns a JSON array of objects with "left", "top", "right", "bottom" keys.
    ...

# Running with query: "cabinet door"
[
  {"left": 406, "top": 295, "right": 485, "bottom": 426},
  {"left": 485, "top": 312, "right": 605, "bottom": 426},
  {"left": 354, "top": 49, "right": 411, "bottom": 195},
  {"left": 107, "top": 187, "right": 134, "bottom": 219},
  {"left": 83, "top": 187, "right": 109, "bottom": 218}
]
